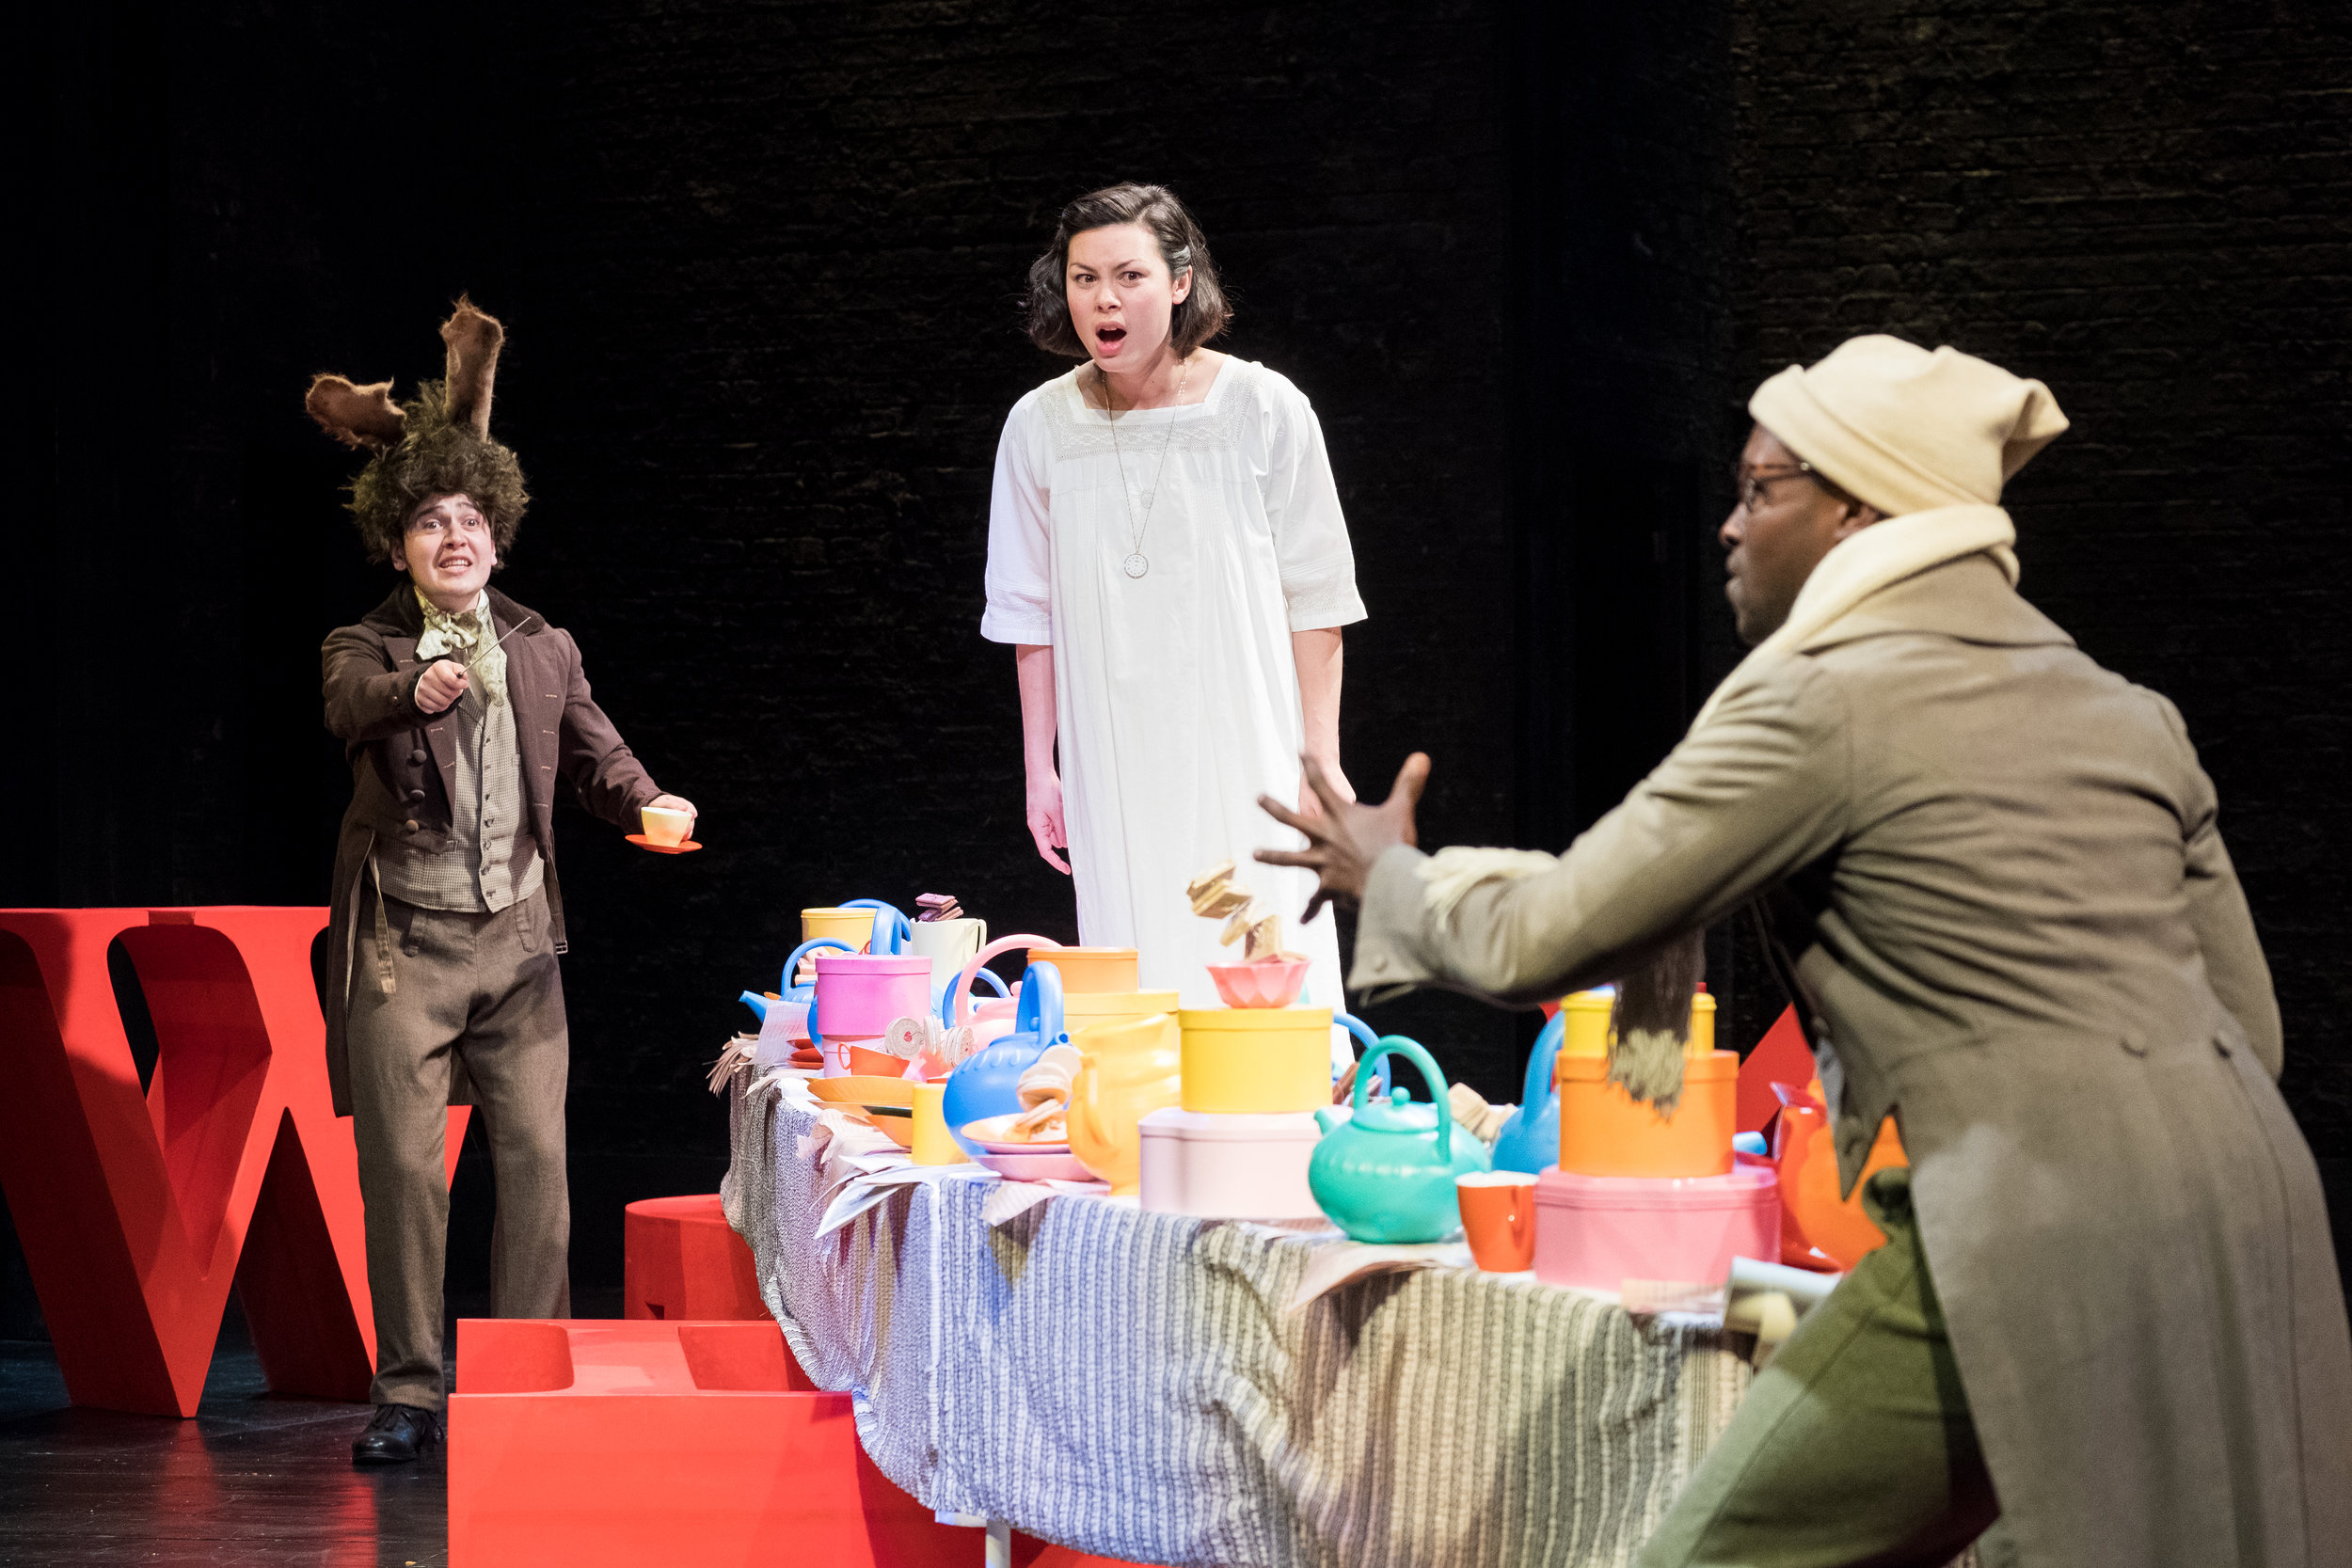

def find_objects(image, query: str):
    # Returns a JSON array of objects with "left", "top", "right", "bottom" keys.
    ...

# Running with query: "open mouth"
[{"left": 1094, "top": 325, "right": 1126, "bottom": 346}]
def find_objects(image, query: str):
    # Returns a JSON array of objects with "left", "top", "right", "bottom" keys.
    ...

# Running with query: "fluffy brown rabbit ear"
[
  {"left": 440, "top": 297, "right": 505, "bottom": 438},
  {"left": 306, "top": 375, "right": 406, "bottom": 451}
]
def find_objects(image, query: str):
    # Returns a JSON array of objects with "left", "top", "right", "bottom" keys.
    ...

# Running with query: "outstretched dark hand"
[{"left": 1256, "top": 753, "right": 1432, "bottom": 923}]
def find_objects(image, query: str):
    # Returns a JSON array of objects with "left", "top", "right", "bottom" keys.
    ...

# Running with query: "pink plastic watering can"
[{"left": 939, "top": 933, "right": 1063, "bottom": 1054}]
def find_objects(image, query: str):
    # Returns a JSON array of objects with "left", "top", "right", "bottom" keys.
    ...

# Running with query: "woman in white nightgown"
[{"left": 982, "top": 182, "right": 1367, "bottom": 1010}]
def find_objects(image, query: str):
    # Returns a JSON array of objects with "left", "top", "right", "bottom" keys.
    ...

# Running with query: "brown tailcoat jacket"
[
  {"left": 1353, "top": 554, "right": 2352, "bottom": 1567},
  {"left": 321, "top": 585, "right": 660, "bottom": 1116}
]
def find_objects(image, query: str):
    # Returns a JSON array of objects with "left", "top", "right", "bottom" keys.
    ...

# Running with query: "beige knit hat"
[{"left": 1748, "top": 335, "right": 2070, "bottom": 515}]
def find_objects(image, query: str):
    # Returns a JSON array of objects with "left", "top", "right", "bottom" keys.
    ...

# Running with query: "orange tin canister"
[
  {"left": 1556, "top": 1049, "right": 1739, "bottom": 1179},
  {"left": 1034, "top": 946, "right": 1139, "bottom": 994}
]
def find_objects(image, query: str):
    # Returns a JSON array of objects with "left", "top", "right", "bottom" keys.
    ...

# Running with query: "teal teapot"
[{"left": 1310, "top": 1036, "right": 1490, "bottom": 1243}]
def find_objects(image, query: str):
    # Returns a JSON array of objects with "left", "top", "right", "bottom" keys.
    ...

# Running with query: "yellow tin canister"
[
  {"left": 1557, "top": 988, "right": 1716, "bottom": 1058},
  {"left": 1177, "top": 1006, "right": 1333, "bottom": 1114}
]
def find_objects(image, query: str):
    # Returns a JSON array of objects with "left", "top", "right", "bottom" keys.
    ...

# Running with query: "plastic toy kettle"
[
  {"left": 1490, "top": 1012, "right": 1568, "bottom": 1175},
  {"left": 1065, "top": 1012, "right": 1183, "bottom": 1194},
  {"left": 942, "top": 933, "right": 1061, "bottom": 1040},
  {"left": 1309, "top": 1036, "right": 1491, "bottom": 1243},
  {"left": 1772, "top": 1078, "right": 1907, "bottom": 1270},
  {"left": 742, "top": 937, "right": 857, "bottom": 1042},
  {"left": 941, "top": 959, "right": 1068, "bottom": 1156}
]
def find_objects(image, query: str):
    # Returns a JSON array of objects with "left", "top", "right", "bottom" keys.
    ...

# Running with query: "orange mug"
[{"left": 1455, "top": 1171, "right": 1539, "bottom": 1272}]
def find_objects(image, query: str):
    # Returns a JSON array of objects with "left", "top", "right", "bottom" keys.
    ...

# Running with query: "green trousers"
[{"left": 1637, "top": 1169, "right": 2003, "bottom": 1568}]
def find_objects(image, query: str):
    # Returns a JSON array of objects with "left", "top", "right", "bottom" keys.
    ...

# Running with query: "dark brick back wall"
[
  {"left": 20, "top": 0, "right": 1525, "bottom": 1292},
  {"left": 1728, "top": 0, "right": 2352, "bottom": 1164},
  {"left": 14, "top": 2, "right": 2347, "bottom": 1307},
  {"left": 483, "top": 1, "right": 1526, "bottom": 1268}
]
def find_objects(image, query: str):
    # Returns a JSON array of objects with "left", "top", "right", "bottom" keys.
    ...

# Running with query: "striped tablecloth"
[{"left": 723, "top": 1074, "right": 1753, "bottom": 1568}]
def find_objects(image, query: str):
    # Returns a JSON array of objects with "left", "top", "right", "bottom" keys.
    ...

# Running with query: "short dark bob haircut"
[{"left": 1025, "top": 183, "right": 1232, "bottom": 359}]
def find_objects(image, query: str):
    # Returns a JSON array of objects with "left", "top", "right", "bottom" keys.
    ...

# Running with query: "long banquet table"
[{"left": 723, "top": 1071, "right": 1754, "bottom": 1568}]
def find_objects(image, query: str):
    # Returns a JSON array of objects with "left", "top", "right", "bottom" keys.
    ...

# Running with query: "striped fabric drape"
[{"left": 725, "top": 1079, "right": 1752, "bottom": 1567}]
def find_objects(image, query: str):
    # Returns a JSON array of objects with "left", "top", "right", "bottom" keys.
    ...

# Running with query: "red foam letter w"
[{"left": 0, "top": 908, "right": 462, "bottom": 1418}]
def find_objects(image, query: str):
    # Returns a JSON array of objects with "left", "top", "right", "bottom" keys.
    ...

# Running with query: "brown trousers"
[{"left": 346, "top": 889, "right": 571, "bottom": 1411}]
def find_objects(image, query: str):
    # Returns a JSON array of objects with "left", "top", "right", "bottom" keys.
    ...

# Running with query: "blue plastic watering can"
[
  {"left": 1490, "top": 1011, "right": 1567, "bottom": 1174},
  {"left": 941, "top": 959, "right": 1066, "bottom": 1156},
  {"left": 1333, "top": 1010, "right": 1391, "bottom": 1097},
  {"left": 839, "top": 899, "right": 913, "bottom": 956},
  {"left": 767, "top": 937, "right": 857, "bottom": 1045}
]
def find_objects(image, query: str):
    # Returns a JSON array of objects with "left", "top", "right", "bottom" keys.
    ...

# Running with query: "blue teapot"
[
  {"left": 941, "top": 959, "right": 1066, "bottom": 1155},
  {"left": 740, "top": 936, "right": 857, "bottom": 1033},
  {"left": 1490, "top": 1011, "right": 1567, "bottom": 1175},
  {"left": 1310, "top": 1035, "right": 1491, "bottom": 1243}
]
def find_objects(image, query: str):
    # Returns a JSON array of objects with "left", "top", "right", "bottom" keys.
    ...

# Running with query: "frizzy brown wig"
[
  {"left": 306, "top": 299, "right": 531, "bottom": 566},
  {"left": 1025, "top": 183, "right": 1232, "bottom": 358}
]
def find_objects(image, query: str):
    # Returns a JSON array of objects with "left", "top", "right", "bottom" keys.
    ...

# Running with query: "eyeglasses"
[{"left": 1732, "top": 462, "right": 1822, "bottom": 514}]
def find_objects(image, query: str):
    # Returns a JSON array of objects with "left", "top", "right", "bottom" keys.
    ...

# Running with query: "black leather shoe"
[{"left": 351, "top": 1402, "right": 442, "bottom": 1465}]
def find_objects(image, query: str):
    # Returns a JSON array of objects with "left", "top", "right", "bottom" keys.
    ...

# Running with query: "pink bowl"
[
  {"left": 1207, "top": 960, "right": 1309, "bottom": 1008},
  {"left": 972, "top": 1148, "right": 1095, "bottom": 1182}
]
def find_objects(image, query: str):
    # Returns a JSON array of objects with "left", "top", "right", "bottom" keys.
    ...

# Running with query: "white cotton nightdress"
[{"left": 982, "top": 357, "right": 1368, "bottom": 1011}]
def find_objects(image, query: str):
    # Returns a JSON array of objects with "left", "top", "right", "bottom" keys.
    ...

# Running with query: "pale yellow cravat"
[{"left": 412, "top": 586, "right": 507, "bottom": 706}]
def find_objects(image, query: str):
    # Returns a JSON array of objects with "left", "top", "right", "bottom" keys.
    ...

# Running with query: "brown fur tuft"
[
  {"left": 308, "top": 303, "right": 529, "bottom": 566},
  {"left": 305, "top": 375, "right": 407, "bottom": 450},
  {"left": 1606, "top": 930, "right": 1708, "bottom": 1112},
  {"left": 439, "top": 297, "right": 504, "bottom": 438}
]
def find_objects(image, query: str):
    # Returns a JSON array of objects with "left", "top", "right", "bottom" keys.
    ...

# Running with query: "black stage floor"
[{"left": 0, "top": 1291, "right": 617, "bottom": 1568}]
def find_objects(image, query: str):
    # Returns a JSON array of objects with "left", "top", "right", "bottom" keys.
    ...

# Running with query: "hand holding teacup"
[{"left": 640, "top": 795, "right": 698, "bottom": 847}]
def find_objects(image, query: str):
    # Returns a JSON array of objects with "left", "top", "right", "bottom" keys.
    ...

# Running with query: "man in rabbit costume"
[{"left": 310, "top": 301, "right": 697, "bottom": 1464}]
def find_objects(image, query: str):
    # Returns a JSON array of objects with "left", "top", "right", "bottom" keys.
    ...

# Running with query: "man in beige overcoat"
[{"left": 1262, "top": 336, "right": 2352, "bottom": 1566}]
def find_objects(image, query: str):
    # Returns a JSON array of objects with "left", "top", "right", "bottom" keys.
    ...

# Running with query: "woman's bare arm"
[
  {"left": 1292, "top": 626, "right": 1354, "bottom": 813},
  {"left": 1016, "top": 643, "right": 1071, "bottom": 874}
]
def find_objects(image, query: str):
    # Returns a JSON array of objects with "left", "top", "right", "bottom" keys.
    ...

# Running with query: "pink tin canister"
[
  {"left": 1531, "top": 1164, "right": 1779, "bottom": 1295},
  {"left": 1137, "top": 1107, "right": 1325, "bottom": 1221},
  {"left": 812, "top": 954, "right": 932, "bottom": 1039}
]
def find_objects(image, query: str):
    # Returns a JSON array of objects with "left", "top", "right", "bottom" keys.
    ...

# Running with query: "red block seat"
[
  {"left": 624, "top": 1193, "right": 769, "bottom": 1321},
  {"left": 449, "top": 1319, "right": 1152, "bottom": 1566}
]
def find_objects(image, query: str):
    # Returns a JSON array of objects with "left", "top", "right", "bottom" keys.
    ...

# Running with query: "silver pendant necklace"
[{"left": 1102, "top": 355, "right": 1189, "bottom": 579}]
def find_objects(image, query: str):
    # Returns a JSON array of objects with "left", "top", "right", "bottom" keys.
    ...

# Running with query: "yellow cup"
[
  {"left": 1559, "top": 988, "right": 1716, "bottom": 1058},
  {"left": 1178, "top": 1006, "right": 1332, "bottom": 1114},
  {"left": 911, "top": 1083, "right": 961, "bottom": 1165},
  {"left": 802, "top": 908, "right": 876, "bottom": 952},
  {"left": 1067, "top": 1014, "right": 1183, "bottom": 1195}
]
